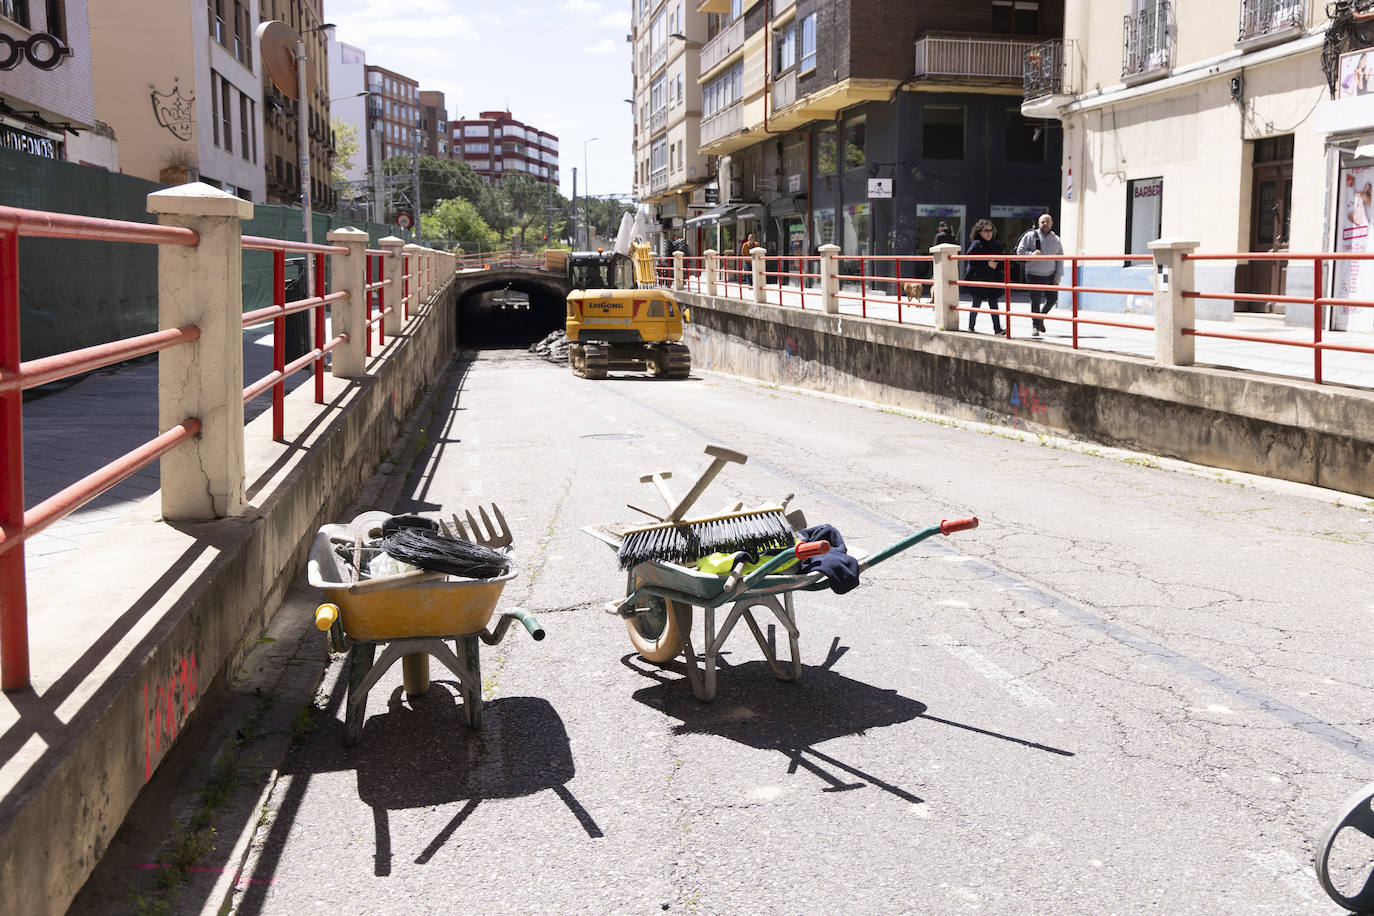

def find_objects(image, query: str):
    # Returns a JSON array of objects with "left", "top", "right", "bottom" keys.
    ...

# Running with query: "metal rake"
[{"left": 440, "top": 504, "right": 512, "bottom": 549}]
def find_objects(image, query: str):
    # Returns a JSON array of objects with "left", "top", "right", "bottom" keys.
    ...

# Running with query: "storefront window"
[
  {"left": 817, "top": 127, "right": 837, "bottom": 176},
  {"left": 844, "top": 117, "right": 866, "bottom": 171},
  {"left": 812, "top": 208, "right": 835, "bottom": 248}
]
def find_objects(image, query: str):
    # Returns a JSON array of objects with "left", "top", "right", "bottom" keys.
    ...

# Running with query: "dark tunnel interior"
[{"left": 456, "top": 283, "right": 567, "bottom": 349}]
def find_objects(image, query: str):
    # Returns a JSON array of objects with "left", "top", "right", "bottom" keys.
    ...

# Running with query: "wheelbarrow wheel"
[
  {"left": 624, "top": 571, "right": 692, "bottom": 663},
  {"left": 1315, "top": 780, "right": 1374, "bottom": 913},
  {"left": 459, "top": 635, "right": 483, "bottom": 729},
  {"left": 344, "top": 641, "right": 376, "bottom": 746}
]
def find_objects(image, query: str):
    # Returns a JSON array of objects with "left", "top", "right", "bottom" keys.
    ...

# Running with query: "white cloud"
[
  {"left": 563, "top": 0, "right": 605, "bottom": 13},
  {"left": 583, "top": 39, "right": 618, "bottom": 55},
  {"left": 597, "top": 10, "right": 629, "bottom": 28}
]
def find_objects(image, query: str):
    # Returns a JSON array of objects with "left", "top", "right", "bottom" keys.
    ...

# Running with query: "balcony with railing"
[
  {"left": 772, "top": 0, "right": 796, "bottom": 16},
  {"left": 1123, "top": 1, "right": 1173, "bottom": 83},
  {"left": 701, "top": 17, "right": 745, "bottom": 73},
  {"left": 1238, "top": 0, "right": 1305, "bottom": 46},
  {"left": 650, "top": 41, "right": 669, "bottom": 74},
  {"left": 1021, "top": 39, "right": 1078, "bottom": 117},
  {"left": 700, "top": 100, "right": 744, "bottom": 146},
  {"left": 651, "top": 166, "right": 669, "bottom": 193},
  {"left": 651, "top": 106, "right": 668, "bottom": 134},
  {"left": 913, "top": 33, "right": 1042, "bottom": 81},
  {"left": 773, "top": 70, "right": 797, "bottom": 110}
]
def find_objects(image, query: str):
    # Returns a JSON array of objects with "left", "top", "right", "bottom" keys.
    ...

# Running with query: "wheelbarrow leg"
[
  {"left": 345, "top": 640, "right": 377, "bottom": 746},
  {"left": 674, "top": 603, "right": 715, "bottom": 702},
  {"left": 740, "top": 592, "right": 801, "bottom": 683}
]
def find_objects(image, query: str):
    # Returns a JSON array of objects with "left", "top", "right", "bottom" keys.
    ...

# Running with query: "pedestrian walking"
[
  {"left": 933, "top": 221, "right": 958, "bottom": 248},
  {"left": 739, "top": 232, "right": 757, "bottom": 285},
  {"left": 1015, "top": 213, "right": 1064, "bottom": 337},
  {"left": 963, "top": 219, "right": 1004, "bottom": 334}
]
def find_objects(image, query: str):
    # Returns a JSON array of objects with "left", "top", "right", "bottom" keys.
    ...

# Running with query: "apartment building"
[
  {"left": 1026, "top": 1, "right": 1373, "bottom": 330},
  {"left": 256, "top": 0, "right": 332, "bottom": 210},
  {"left": 451, "top": 110, "right": 560, "bottom": 185},
  {"left": 366, "top": 64, "right": 419, "bottom": 164},
  {"left": 328, "top": 38, "right": 369, "bottom": 185},
  {"left": 629, "top": 0, "right": 708, "bottom": 237},
  {"left": 85, "top": 0, "right": 264, "bottom": 196},
  {"left": 0, "top": 0, "right": 114, "bottom": 169},
  {"left": 639, "top": 0, "right": 1064, "bottom": 265},
  {"left": 419, "top": 90, "right": 450, "bottom": 159}
]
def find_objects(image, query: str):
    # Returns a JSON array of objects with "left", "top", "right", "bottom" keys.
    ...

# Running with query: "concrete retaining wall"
[
  {"left": 0, "top": 285, "right": 456, "bottom": 916},
  {"left": 680, "top": 292, "right": 1374, "bottom": 500}
]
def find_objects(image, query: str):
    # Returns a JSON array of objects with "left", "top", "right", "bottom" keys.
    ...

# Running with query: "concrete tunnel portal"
[{"left": 453, "top": 274, "right": 568, "bottom": 349}]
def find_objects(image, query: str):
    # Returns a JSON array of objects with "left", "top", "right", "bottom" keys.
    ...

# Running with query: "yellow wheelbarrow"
[{"left": 307, "top": 508, "right": 543, "bottom": 744}]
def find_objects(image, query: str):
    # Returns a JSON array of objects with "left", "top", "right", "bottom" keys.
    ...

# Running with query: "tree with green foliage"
[
  {"left": 421, "top": 197, "right": 499, "bottom": 249},
  {"left": 501, "top": 173, "right": 553, "bottom": 248},
  {"left": 330, "top": 119, "right": 359, "bottom": 184}
]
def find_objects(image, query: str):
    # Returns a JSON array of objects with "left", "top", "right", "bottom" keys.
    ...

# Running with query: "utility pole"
[
  {"left": 545, "top": 175, "right": 552, "bottom": 248},
  {"left": 572, "top": 167, "right": 578, "bottom": 250},
  {"left": 370, "top": 128, "right": 384, "bottom": 224},
  {"left": 411, "top": 131, "right": 421, "bottom": 243}
]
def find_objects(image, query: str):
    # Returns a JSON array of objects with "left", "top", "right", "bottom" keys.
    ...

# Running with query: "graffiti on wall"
[
  {"left": 144, "top": 652, "right": 198, "bottom": 782},
  {"left": 151, "top": 80, "right": 195, "bottom": 140},
  {"left": 1010, "top": 381, "right": 1047, "bottom": 422}
]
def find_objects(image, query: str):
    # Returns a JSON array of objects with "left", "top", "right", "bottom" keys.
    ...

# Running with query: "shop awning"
[{"left": 684, "top": 205, "right": 739, "bottom": 227}]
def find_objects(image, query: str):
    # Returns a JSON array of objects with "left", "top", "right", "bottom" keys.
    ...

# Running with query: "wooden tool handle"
[{"left": 665, "top": 445, "right": 748, "bottom": 522}]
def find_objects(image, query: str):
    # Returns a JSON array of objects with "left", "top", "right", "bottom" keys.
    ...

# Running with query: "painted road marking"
[{"left": 930, "top": 633, "right": 1053, "bottom": 708}]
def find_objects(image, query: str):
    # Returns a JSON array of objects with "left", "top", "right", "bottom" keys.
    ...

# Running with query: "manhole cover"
[{"left": 580, "top": 433, "right": 641, "bottom": 441}]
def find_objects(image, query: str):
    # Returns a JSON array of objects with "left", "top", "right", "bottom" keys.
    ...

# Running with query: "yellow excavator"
[{"left": 564, "top": 242, "right": 690, "bottom": 380}]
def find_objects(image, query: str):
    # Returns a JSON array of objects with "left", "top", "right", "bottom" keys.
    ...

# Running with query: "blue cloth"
[{"left": 798, "top": 524, "right": 861, "bottom": 595}]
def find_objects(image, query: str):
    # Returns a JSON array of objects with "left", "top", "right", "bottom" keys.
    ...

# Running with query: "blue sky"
[{"left": 324, "top": 0, "right": 635, "bottom": 201}]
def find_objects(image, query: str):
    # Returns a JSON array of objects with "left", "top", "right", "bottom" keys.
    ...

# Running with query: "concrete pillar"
[
  {"left": 403, "top": 244, "right": 424, "bottom": 312},
  {"left": 379, "top": 236, "right": 405, "bottom": 334},
  {"left": 147, "top": 183, "right": 252, "bottom": 520},
  {"left": 751, "top": 246, "right": 766, "bottom": 304},
  {"left": 1150, "top": 238, "right": 1199, "bottom": 366},
  {"left": 327, "top": 227, "right": 369, "bottom": 378},
  {"left": 705, "top": 249, "right": 719, "bottom": 296},
  {"left": 673, "top": 251, "right": 684, "bottom": 290},
  {"left": 820, "top": 243, "right": 841, "bottom": 314},
  {"left": 931, "top": 243, "right": 962, "bottom": 331}
]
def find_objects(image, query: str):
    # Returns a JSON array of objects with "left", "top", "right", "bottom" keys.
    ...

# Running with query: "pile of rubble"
[{"left": 530, "top": 330, "right": 569, "bottom": 362}]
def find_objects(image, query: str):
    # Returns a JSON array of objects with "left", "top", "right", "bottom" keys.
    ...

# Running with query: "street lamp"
[{"left": 584, "top": 136, "right": 597, "bottom": 249}]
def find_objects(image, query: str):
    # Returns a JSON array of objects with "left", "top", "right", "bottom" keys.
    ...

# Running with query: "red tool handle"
[
  {"left": 794, "top": 540, "right": 831, "bottom": 558},
  {"left": 939, "top": 517, "right": 979, "bottom": 535}
]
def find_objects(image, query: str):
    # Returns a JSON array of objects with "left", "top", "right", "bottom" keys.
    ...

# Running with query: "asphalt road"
[{"left": 215, "top": 349, "right": 1374, "bottom": 915}]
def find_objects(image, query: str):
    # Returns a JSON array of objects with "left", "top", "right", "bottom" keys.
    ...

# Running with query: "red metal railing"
[
  {"left": 364, "top": 249, "right": 394, "bottom": 356},
  {"left": 239, "top": 237, "right": 351, "bottom": 442},
  {"left": 0, "top": 205, "right": 203, "bottom": 690},
  {"left": 951, "top": 252, "right": 1155, "bottom": 346},
  {"left": 833, "top": 255, "right": 936, "bottom": 323},
  {"left": 1182, "top": 251, "right": 1374, "bottom": 385}
]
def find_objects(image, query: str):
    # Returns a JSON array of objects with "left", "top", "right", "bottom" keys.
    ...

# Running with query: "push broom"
[{"left": 615, "top": 445, "right": 796, "bottom": 569}]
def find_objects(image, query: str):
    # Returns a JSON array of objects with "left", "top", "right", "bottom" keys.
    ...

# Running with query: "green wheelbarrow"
[{"left": 583, "top": 516, "right": 979, "bottom": 702}]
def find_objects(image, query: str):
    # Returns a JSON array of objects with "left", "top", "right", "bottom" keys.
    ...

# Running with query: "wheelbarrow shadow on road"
[
  {"left": 354, "top": 686, "right": 602, "bottom": 876},
  {"left": 626, "top": 635, "right": 1074, "bottom": 803}
]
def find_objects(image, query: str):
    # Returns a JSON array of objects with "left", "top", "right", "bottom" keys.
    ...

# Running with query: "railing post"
[
  {"left": 379, "top": 236, "right": 405, "bottom": 336},
  {"left": 752, "top": 246, "right": 767, "bottom": 303},
  {"left": 1149, "top": 238, "right": 1199, "bottom": 367},
  {"left": 327, "top": 227, "right": 369, "bottom": 378},
  {"left": 932, "top": 243, "right": 961, "bottom": 331},
  {"left": 1, "top": 223, "right": 28, "bottom": 690},
  {"left": 820, "top": 243, "right": 841, "bottom": 314},
  {"left": 147, "top": 183, "right": 251, "bottom": 520},
  {"left": 673, "top": 250, "right": 684, "bottom": 290},
  {"left": 403, "top": 243, "right": 424, "bottom": 312},
  {"left": 705, "top": 249, "right": 719, "bottom": 296}
]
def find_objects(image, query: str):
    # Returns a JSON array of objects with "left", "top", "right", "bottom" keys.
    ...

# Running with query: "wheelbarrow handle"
[
  {"left": 725, "top": 540, "right": 830, "bottom": 597},
  {"left": 940, "top": 517, "right": 979, "bottom": 535},
  {"left": 857, "top": 517, "right": 980, "bottom": 573}
]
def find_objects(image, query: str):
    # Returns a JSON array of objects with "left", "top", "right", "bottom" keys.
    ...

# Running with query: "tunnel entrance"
[{"left": 455, "top": 282, "right": 566, "bottom": 349}]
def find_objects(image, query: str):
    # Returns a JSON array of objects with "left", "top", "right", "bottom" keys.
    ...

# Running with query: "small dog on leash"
[{"left": 900, "top": 281, "right": 930, "bottom": 302}]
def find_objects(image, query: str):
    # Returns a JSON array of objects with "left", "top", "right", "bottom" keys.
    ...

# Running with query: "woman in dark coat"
[{"left": 963, "top": 219, "right": 1004, "bottom": 334}]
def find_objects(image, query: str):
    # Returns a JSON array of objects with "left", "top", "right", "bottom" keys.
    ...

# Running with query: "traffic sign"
[{"left": 396, "top": 212, "right": 412, "bottom": 229}]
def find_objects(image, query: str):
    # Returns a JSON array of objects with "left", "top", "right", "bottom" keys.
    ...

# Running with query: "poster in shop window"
[{"left": 1333, "top": 165, "right": 1374, "bottom": 332}]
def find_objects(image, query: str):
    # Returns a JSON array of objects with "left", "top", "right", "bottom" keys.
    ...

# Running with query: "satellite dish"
[{"left": 255, "top": 19, "right": 317, "bottom": 100}]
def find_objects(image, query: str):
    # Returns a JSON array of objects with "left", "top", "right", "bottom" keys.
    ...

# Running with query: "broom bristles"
[{"left": 616, "top": 507, "right": 794, "bottom": 569}]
